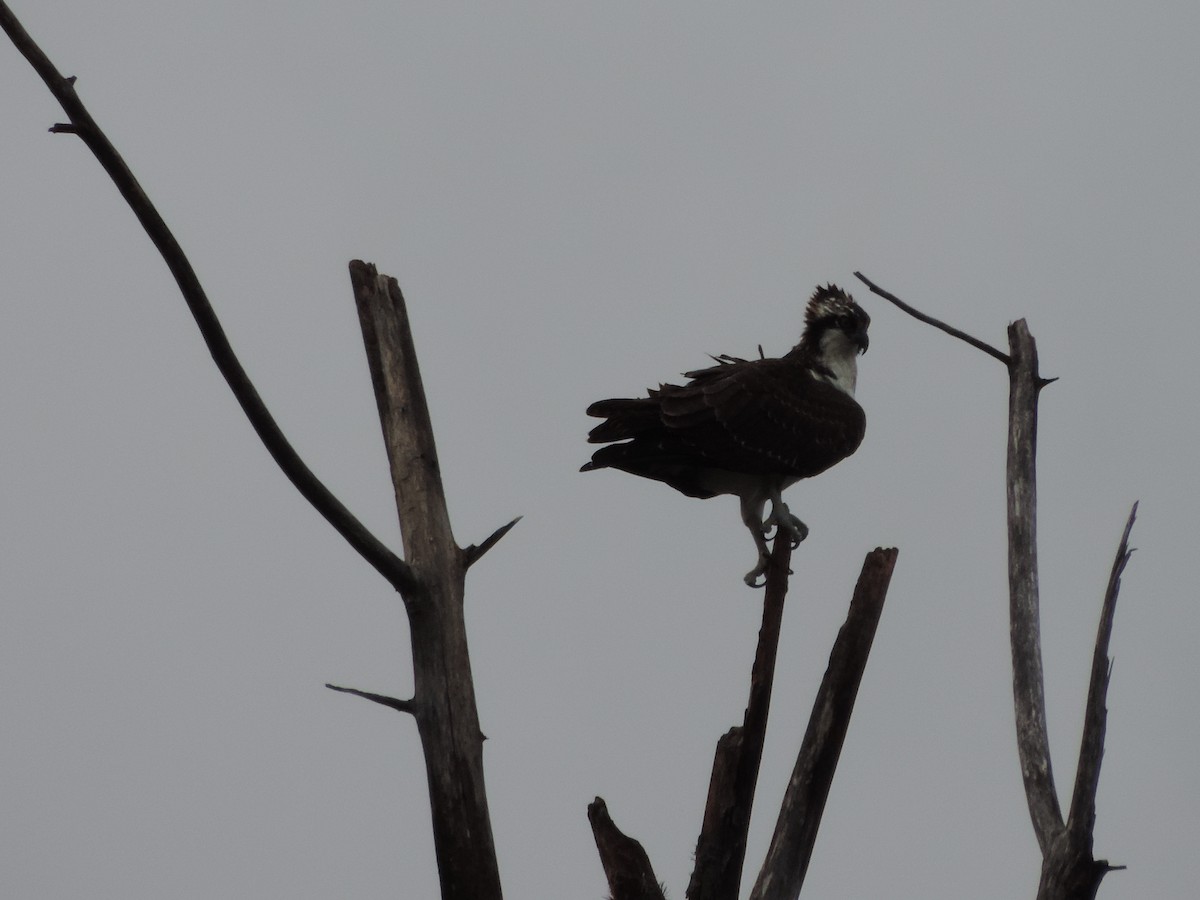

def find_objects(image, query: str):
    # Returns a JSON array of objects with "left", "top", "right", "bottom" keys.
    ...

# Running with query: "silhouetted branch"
[
  {"left": 854, "top": 275, "right": 1065, "bottom": 851},
  {"left": 1005, "top": 321, "right": 1065, "bottom": 854},
  {"left": 325, "top": 683, "right": 416, "bottom": 715},
  {"left": 688, "top": 536, "right": 793, "bottom": 900},
  {"left": 0, "top": 2, "right": 415, "bottom": 597},
  {"left": 1028, "top": 505, "right": 1135, "bottom": 899},
  {"left": 861, "top": 274, "right": 1131, "bottom": 898},
  {"left": 1066, "top": 502, "right": 1136, "bottom": 844},
  {"left": 588, "top": 797, "right": 667, "bottom": 900},
  {"left": 853, "top": 271, "right": 1011, "bottom": 365},
  {"left": 749, "top": 547, "right": 898, "bottom": 900},
  {"left": 349, "top": 261, "right": 502, "bottom": 900},
  {"left": 463, "top": 516, "right": 523, "bottom": 569}
]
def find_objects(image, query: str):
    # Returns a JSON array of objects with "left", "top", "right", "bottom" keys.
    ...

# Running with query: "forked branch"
[
  {"left": 594, "top": 544, "right": 898, "bottom": 900},
  {"left": 859, "top": 275, "right": 1132, "bottom": 899},
  {"left": 749, "top": 547, "right": 898, "bottom": 900},
  {"left": 3, "top": 7, "right": 505, "bottom": 894}
]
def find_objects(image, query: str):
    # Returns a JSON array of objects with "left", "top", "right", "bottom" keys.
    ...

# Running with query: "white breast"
[{"left": 813, "top": 330, "right": 859, "bottom": 396}]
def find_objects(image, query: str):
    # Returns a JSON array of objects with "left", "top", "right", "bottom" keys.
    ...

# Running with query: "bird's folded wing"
[{"left": 655, "top": 358, "right": 865, "bottom": 476}]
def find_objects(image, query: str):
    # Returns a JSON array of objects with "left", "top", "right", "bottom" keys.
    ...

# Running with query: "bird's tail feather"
[
  {"left": 580, "top": 441, "right": 717, "bottom": 498},
  {"left": 585, "top": 397, "right": 661, "bottom": 443}
]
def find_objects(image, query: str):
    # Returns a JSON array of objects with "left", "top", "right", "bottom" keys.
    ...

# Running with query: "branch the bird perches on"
[{"left": 592, "top": 541, "right": 898, "bottom": 900}]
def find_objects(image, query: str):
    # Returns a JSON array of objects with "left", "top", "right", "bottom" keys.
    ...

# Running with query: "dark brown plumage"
[{"left": 582, "top": 284, "right": 869, "bottom": 585}]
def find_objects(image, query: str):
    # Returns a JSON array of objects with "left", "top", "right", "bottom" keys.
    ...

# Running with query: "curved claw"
[
  {"left": 744, "top": 556, "right": 796, "bottom": 587},
  {"left": 773, "top": 513, "right": 809, "bottom": 549},
  {"left": 744, "top": 555, "right": 770, "bottom": 588},
  {"left": 743, "top": 495, "right": 807, "bottom": 585}
]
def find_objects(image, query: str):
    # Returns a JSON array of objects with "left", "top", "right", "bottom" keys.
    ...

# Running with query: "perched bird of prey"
[{"left": 582, "top": 284, "right": 870, "bottom": 586}]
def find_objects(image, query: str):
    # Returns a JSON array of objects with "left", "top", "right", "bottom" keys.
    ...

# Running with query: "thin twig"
[
  {"left": 325, "top": 683, "right": 416, "bottom": 715},
  {"left": 462, "top": 516, "right": 523, "bottom": 569},
  {"left": 0, "top": 3, "right": 416, "bottom": 597},
  {"left": 853, "top": 271, "right": 1011, "bottom": 365}
]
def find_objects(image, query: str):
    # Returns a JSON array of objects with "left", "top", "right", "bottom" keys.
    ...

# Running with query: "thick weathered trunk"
[
  {"left": 350, "top": 261, "right": 502, "bottom": 900},
  {"left": 1005, "top": 321, "right": 1064, "bottom": 853}
]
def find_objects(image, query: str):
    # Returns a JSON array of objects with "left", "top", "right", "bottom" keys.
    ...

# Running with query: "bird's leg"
[
  {"left": 766, "top": 488, "right": 808, "bottom": 549},
  {"left": 740, "top": 494, "right": 772, "bottom": 587}
]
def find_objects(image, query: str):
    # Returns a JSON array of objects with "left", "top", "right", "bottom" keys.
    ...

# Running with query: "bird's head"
[{"left": 801, "top": 284, "right": 870, "bottom": 357}]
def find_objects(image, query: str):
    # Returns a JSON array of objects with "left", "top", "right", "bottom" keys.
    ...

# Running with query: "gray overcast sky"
[{"left": 2, "top": 3, "right": 1197, "bottom": 897}]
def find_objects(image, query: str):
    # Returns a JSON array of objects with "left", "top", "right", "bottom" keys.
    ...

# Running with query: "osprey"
[{"left": 582, "top": 284, "right": 869, "bottom": 586}]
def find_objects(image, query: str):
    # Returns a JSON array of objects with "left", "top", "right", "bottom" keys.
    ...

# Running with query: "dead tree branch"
[
  {"left": 1067, "top": 503, "right": 1136, "bottom": 845},
  {"left": 1006, "top": 321, "right": 1064, "bottom": 852},
  {"left": 688, "top": 536, "right": 794, "bottom": 900},
  {"left": 593, "top": 543, "right": 897, "bottom": 900},
  {"left": 349, "top": 262, "right": 502, "bottom": 900},
  {"left": 3, "top": 8, "right": 505, "bottom": 893},
  {"left": 859, "top": 275, "right": 1132, "bottom": 899},
  {"left": 853, "top": 271, "right": 1011, "bottom": 365},
  {"left": 324, "top": 683, "right": 416, "bottom": 715},
  {"left": 463, "top": 515, "right": 523, "bottom": 569},
  {"left": 749, "top": 547, "right": 898, "bottom": 900},
  {"left": 1032, "top": 505, "right": 1137, "bottom": 900},
  {"left": 588, "top": 798, "right": 668, "bottom": 900},
  {"left": 0, "top": 2, "right": 415, "bottom": 597}
]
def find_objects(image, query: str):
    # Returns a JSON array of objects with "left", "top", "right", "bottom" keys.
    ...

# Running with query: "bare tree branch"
[
  {"left": 749, "top": 547, "right": 898, "bottom": 900},
  {"left": 349, "top": 262, "right": 502, "bottom": 900},
  {"left": 688, "top": 536, "right": 793, "bottom": 900},
  {"left": 350, "top": 262, "right": 459, "bottom": 590},
  {"left": 588, "top": 797, "right": 667, "bottom": 900},
  {"left": 463, "top": 516, "right": 523, "bottom": 569},
  {"left": 325, "top": 683, "right": 416, "bottom": 715},
  {"left": 1006, "top": 321, "right": 1064, "bottom": 854},
  {"left": 853, "top": 271, "right": 1011, "bottom": 365},
  {"left": 1067, "top": 503, "right": 1137, "bottom": 845},
  {"left": 856, "top": 276, "right": 1066, "bottom": 854},
  {"left": 0, "top": 2, "right": 415, "bottom": 597},
  {"left": 860, "top": 274, "right": 1131, "bottom": 898}
]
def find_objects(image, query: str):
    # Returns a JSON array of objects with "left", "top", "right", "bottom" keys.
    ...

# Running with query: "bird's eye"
[{"left": 839, "top": 315, "right": 855, "bottom": 331}]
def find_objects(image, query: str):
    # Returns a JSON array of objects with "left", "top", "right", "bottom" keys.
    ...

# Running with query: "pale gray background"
[{"left": 2, "top": 3, "right": 1196, "bottom": 898}]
